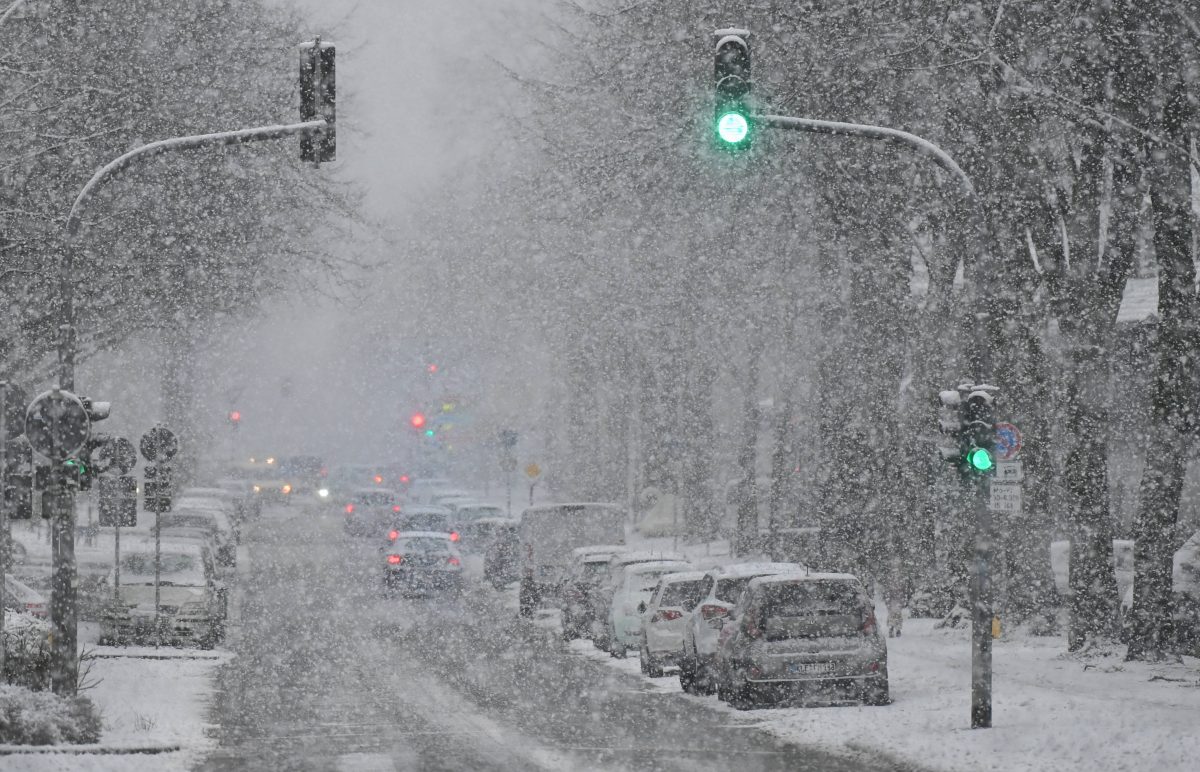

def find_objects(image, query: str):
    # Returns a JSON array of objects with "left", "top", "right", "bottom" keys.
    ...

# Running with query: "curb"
[{"left": 0, "top": 742, "right": 183, "bottom": 756}]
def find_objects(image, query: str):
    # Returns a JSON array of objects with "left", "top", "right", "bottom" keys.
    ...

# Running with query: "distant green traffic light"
[
  {"left": 967, "top": 447, "right": 993, "bottom": 473},
  {"left": 424, "top": 429, "right": 435, "bottom": 438},
  {"left": 717, "top": 111, "right": 750, "bottom": 145}
]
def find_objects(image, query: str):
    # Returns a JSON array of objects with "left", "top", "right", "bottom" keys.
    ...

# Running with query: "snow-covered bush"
[
  {"left": 1, "top": 611, "right": 52, "bottom": 690},
  {"left": 0, "top": 684, "right": 102, "bottom": 744}
]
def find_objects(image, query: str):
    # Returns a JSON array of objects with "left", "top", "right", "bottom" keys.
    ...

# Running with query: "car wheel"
[
  {"left": 863, "top": 676, "right": 891, "bottom": 706},
  {"left": 645, "top": 655, "right": 664, "bottom": 678},
  {"left": 609, "top": 625, "right": 625, "bottom": 658},
  {"left": 679, "top": 659, "right": 695, "bottom": 693},
  {"left": 638, "top": 647, "right": 650, "bottom": 675}
]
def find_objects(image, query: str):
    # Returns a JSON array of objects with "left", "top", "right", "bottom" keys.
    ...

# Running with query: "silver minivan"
[{"left": 714, "top": 572, "right": 889, "bottom": 708}]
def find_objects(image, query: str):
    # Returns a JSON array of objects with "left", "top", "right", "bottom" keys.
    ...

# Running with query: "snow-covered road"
[{"left": 194, "top": 504, "right": 909, "bottom": 771}]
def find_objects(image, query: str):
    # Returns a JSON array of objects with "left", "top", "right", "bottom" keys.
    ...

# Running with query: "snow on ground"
[
  {"left": 0, "top": 650, "right": 228, "bottom": 772},
  {"left": 566, "top": 599, "right": 1200, "bottom": 772}
]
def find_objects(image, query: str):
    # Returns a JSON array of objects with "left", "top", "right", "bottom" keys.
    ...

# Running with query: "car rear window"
[
  {"left": 356, "top": 492, "right": 393, "bottom": 505},
  {"left": 661, "top": 579, "right": 707, "bottom": 610},
  {"left": 715, "top": 577, "right": 754, "bottom": 602},
  {"left": 760, "top": 581, "right": 866, "bottom": 639},
  {"left": 399, "top": 514, "right": 447, "bottom": 531},
  {"left": 394, "top": 537, "right": 451, "bottom": 554}
]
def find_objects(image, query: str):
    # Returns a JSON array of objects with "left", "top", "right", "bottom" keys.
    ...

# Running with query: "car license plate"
[{"left": 788, "top": 662, "right": 834, "bottom": 675}]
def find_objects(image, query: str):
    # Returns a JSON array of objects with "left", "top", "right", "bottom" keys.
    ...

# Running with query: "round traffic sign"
[
  {"left": 25, "top": 389, "right": 90, "bottom": 460},
  {"left": 95, "top": 436, "right": 137, "bottom": 475},
  {"left": 525, "top": 462, "right": 542, "bottom": 480},
  {"left": 140, "top": 426, "right": 178, "bottom": 462},
  {"left": 994, "top": 422, "right": 1022, "bottom": 461}
]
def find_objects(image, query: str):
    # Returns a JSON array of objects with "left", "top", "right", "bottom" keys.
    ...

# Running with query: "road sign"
[
  {"left": 98, "top": 476, "right": 137, "bottom": 527},
  {"left": 139, "top": 426, "right": 178, "bottom": 462},
  {"left": 95, "top": 437, "right": 137, "bottom": 476},
  {"left": 524, "top": 463, "right": 541, "bottom": 480},
  {"left": 499, "top": 429, "right": 518, "bottom": 448},
  {"left": 989, "top": 483, "right": 1022, "bottom": 514},
  {"left": 995, "top": 460, "right": 1023, "bottom": 483},
  {"left": 25, "top": 390, "right": 90, "bottom": 460},
  {"left": 994, "top": 422, "right": 1022, "bottom": 461}
]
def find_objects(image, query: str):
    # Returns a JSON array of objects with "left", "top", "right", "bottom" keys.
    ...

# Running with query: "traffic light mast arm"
[
  {"left": 755, "top": 113, "right": 993, "bottom": 381},
  {"left": 64, "top": 119, "right": 330, "bottom": 239}
]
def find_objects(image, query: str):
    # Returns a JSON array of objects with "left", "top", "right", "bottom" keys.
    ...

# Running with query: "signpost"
[
  {"left": 96, "top": 436, "right": 138, "bottom": 604},
  {"left": 525, "top": 462, "right": 541, "bottom": 506},
  {"left": 990, "top": 423, "right": 1023, "bottom": 516},
  {"left": 140, "top": 426, "right": 178, "bottom": 647}
]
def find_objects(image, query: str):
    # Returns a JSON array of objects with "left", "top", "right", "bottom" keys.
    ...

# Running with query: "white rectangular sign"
[
  {"left": 989, "top": 483, "right": 1022, "bottom": 514},
  {"left": 995, "top": 460, "right": 1024, "bottom": 483}
]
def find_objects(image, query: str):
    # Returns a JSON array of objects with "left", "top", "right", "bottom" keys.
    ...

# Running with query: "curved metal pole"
[{"left": 65, "top": 119, "right": 328, "bottom": 240}]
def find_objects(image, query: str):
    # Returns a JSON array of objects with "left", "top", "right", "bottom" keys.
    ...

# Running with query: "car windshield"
[
  {"left": 715, "top": 576, "right": 756, "bottom": 602},
  {"left": 660, "top": 579, "right": 707, "bottom": 610},
  {"left": 120, "top": 552, "right": 199, "bottom": 577}
]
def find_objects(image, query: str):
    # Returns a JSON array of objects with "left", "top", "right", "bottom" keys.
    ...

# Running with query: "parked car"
[
  {"left": 519, "top": 503, "right": 625, "bottom": 617},
  {"left": 482, "top": 518, "right": 520, "bottom": 589},
  {"left": 3, "top": 573, "right": 48, "bottom": 619},
  {"left": 602, "top": 560, "right": 692, "bottom": 657},
  {"left": 157, "top": 508, "right": 238, "bottom": 570},
  {"left": 678, "top": 562, "right": 802, "bottom": 694},
  {"left": 590, "top": 550, "right": 686, "bottom": 648},
  {"left": 639, "top": 570, "right": 708, "bottom": 676},
  {"left": 560, "top": 545, "right": 626, "bottom": 639},
  {"left": 382, "top": 531, "right": 464, "bottom": 597},
  {"left": 713, "top": 572, "right": 889, "bottom": 709},
  {"left": 389, "top": 506, "right": 454, "bottom": 537},
  {"left": 99, "top": 540, "right": 226, "bottom": 648},
  {"left": 456, "top": 507, "right": 510, "bottom": 552},
  {"left": 343, "top": 488, "right": 400, "bottom": 537}
]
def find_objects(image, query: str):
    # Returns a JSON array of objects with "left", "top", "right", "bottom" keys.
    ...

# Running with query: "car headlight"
[{"left": 318, "top": 488, "right": 329, "bottom": 498}]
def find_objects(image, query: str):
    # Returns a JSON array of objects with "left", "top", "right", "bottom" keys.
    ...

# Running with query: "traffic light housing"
[
  {"left": 714, "top": 29, "right": 753, "bottom": 150},
  {"left": 961, "top": 387, "right": 997, "bottom": 476},
  {"left": 936, "top": 388, "right": 963, "bottom": 465},
  {"left": 2, "top": 437, "right": 33, "bottom": 520},
  {"left": 300, "top": 39, "right": 336, "bottom": 162}
]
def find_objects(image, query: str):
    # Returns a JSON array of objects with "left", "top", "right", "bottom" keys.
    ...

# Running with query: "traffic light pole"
[
  {"left": 49, "top": 117, "right": 330, "bottom": 696},
  {"left": 755, "top": 112, "right": 995, "bottom": 728}
]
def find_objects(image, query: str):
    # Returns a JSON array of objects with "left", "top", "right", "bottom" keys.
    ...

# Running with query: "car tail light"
[
  {"left": 388, "top": 530, "right": 400, "bottom": 540},
  {"left": 652, "top": 609, "right": 683, "bottom": 623},
  {"left": 392, "top": 505, "right": 402, "bottom": 512},
  {"left": 862, "top": 609, "right": 878, "bottom": 636},
  {"left": 387, "top": 554, "right": 402, "bottom": 565},
  {"left": 744, "top": 616, "right": 763, "bottom": 639},
  {"left": 868, "top": 660, "right": 881, "bottom": 672},
  {"left": 449, "top": 531, "right": 460, "bottom": 542},
  {"left": 345, "top": 504, "right": 355, "bottom": 514},
  {"left": 700, "top": 604, "right": 729, "bottom": 620},
  {"left": 447, "top": 556, "right": 461, "bottom": 567}
]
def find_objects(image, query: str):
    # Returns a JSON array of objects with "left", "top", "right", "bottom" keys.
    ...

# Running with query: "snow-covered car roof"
[
  {"left": 656, "top": 570, "right": 709, "bottom": 585},
  {"left": 610, "top": 551, "right": 686, "bottom": 567},
  {"left": 400, "top": 505, "right": 451, "bottom": 515},
  {"left": 747, "top": 571, "right": 862, "bottom": 588},
  {"left": 181, "top": 487, "right": 238, "bottom": 500},
  {"left": 623, "top": 560, "right": 692, "bottom": 575},
  {"left": 708, "top": 562, "right": 805, "bottom": 579},
  {"left": 474, "top": 517, "right": 519, "bottom": 527},
  {"left": 571, "top": 544, "right": 626, "bottom": 559}
]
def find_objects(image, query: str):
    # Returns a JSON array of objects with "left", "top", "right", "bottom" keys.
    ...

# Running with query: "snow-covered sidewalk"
[
  {"left": 568, "top": 617, "right": 1200, "bottom": 772},
  {"left": 0, "top": 649, "right": 227, "bottom": 771}
]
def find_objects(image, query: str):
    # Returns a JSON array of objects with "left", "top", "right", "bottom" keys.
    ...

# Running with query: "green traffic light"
[
  {"left": 717, "top": 111, "right": 750, "bottom": 145},
  {"left": 424, "top": 429, "right": 435, "bottom": 438},
  {"left": 967, "top": 447, "right": 994, "bottom": 472}
]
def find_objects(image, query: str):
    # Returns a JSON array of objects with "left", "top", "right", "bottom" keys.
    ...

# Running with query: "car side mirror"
[{"left": 638, "top": 601, "right": 646, "bottom": 614}]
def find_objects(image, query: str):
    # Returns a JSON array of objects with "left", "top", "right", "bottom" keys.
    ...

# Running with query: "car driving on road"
[
  {"left": 382, "top": 531, "right": 464, "bottom": 597},
  {"left": 560, "top": 545, "right": 626, "bottom": 640},
  {"left": 343, "top": 487, "right": 400, "bottom": 537},
  {"left": 519, "top": 503, "right": 625, "bottom": 617},
  {"left": 713, "top": 572, "right": 889, "bottom": 709}
]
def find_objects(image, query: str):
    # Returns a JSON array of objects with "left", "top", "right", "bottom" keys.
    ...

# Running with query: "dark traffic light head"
[{"left": 713, "top": 29, "right": 753, "bottom": 151}]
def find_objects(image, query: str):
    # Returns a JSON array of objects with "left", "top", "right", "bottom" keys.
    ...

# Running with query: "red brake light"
[
  {"left": 388, "top": 530, "right": 400, "bottom": 540},
  {"left": 392, "top": 505, "right": 402, "bottom": 512},
  {"left": 447, "top": 556, "right": 461, "bottom": 567},
  {"left": 374, "top": 474, "right": 383, "bottom": 484},
  {"left": 700, "top": 604, "right": 729, "bottom": 620},
  {"left": 652, "top": 609, "right": 683, "bottom": 623},
  {"left": 399, "top": 475, "right": 410, "bottom": 484},
  {"left": 387, "top": 554, "right": 402, "bottom": 565},
  {"left": 862, "top": 609, "right": 878, "bottom": 636},
  {"left": 449, "top": 531, "right": 460, "bottom": 542},
  {"left": 345, "top": 504, "right": 355, "bottom": 514}
]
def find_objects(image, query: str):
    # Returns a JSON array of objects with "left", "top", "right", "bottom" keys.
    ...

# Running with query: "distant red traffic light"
[
  {"left": 427, "top": 364, "right": 438, "bottom": 374},
  {"left": 410, "top": 412, "right": 426, "bottom": 429},
  {"left": 229, "top": 410, "right": 241, "bottom": 422}
]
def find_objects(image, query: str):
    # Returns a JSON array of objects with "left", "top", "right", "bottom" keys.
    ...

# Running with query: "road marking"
[{"left": 335, "top": 752, "right": 401, "bottom": 771}]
